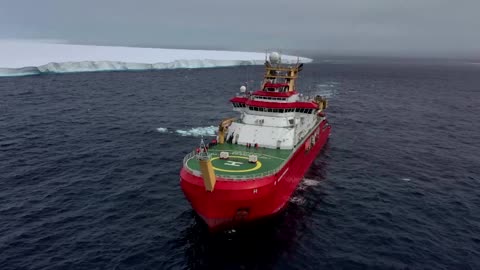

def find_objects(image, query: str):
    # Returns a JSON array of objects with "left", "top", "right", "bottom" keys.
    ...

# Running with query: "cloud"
[{"left": 1, "top": 0, "right": 479, "bottom": 57}]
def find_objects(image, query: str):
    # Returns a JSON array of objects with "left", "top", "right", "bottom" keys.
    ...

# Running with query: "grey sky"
[{"left": 1, "top": 0, "right": 479, "bottom": 57}]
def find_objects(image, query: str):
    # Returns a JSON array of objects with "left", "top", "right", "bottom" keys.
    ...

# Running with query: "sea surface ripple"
[{"left": 1, "top": 63, "right": 479, "bottom": 269}]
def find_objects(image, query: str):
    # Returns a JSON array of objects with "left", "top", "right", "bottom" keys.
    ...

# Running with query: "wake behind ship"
[{"left": 180, "top": 52, "right": 331, "bottom": 229}]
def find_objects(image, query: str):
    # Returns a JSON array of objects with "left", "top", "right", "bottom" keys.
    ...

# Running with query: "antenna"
[{"left": 245, "top": 63, "right": 249, "bottom": 92}]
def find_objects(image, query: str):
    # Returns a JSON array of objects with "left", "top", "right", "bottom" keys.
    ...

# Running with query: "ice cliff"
[{"left": 0, "top": 40, "right": 312, "bottom": 77}]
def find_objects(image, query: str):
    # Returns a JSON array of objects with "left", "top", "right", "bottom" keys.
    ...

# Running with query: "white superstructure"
[{"left": 221, "top": 52, "right": 328, "bottom": 150}]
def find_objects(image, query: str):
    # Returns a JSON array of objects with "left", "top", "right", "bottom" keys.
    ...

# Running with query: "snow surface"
[{"left": 0, "top": 40, "right": 312, "bottom": 77}]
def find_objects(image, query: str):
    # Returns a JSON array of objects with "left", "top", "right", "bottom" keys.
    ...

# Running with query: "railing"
[
  {"left": 181, "top": 150, "right": 283, "bottom": 180},
  {"left": 181, "top": 120, "right": 324, "bottom": 181}
]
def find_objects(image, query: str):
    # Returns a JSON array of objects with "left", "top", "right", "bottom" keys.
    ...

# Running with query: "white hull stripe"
[{"left": 278, "top": 168, "right": 289, "bottom": 182}]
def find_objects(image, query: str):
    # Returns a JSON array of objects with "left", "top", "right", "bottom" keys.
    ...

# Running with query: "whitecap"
[
  {"left": 156, "top": 127, "right": 168, "bottom": 133},
  {"left": 289, "top": 196, "right": 306, "bottom": 205},
  {"left": 302, "top": 178, "right": 321, "bottom": 186},
  {"left": 314, "top": 82, "right": 339, "bottom": 98},
  {"left": 175, "top": 126, "right": 217, "bottom": 137}
]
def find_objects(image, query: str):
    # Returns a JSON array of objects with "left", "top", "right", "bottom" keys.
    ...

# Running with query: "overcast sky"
[{"left": 1, "top": 0, "right": 479, "bottom": 58}]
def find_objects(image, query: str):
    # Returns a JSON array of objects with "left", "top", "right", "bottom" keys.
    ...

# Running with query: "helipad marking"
[
  {"left": 211, "top": 156, "right": 262, "bottom": 173},
  {"left": 224, "top": 161, "right": 243, "bottom": 167}
]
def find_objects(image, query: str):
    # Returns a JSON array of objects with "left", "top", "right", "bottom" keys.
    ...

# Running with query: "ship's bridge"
[{"left": 217, "top": 53, "right": 327, "bottom": 150}]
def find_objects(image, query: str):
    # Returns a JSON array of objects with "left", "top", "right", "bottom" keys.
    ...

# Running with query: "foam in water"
[
  {"left": 289, "top": 196, "right": 306, "bottom": 206},
  {"left": 175, "top": 126, "right": 217, "bottom": 137},
  {"left": 314, "top": 82, "right": 339, "bottom": 99},
  {"left": 302, "top": 178, "right": 321, "bottom": 186},
  {"left": 156, "top": 127, "right": 168, "bottom": 133}
]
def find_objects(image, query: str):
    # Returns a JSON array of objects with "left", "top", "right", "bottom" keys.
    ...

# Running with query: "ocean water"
[{"left": 1, "top": 62, "right": 480, "bottom": 269}]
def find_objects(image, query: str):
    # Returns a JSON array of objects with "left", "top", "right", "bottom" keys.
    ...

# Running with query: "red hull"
[{"left": 180, "top": 121, "right": 331, "bottom": 230}]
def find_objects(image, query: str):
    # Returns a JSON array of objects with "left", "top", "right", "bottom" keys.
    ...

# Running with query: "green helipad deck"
[{"left": 185, "top": 143, "right": 291, "bottom": 178}]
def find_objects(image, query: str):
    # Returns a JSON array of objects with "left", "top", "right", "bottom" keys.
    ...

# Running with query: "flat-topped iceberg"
[{"left": 0, "top": 40, "right": 312, "bottom": 77}]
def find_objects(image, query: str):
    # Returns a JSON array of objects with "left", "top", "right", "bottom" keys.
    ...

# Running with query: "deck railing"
[
  {"left": 181, "top": 120, "right": 324, "bottom": 181},
  {"left": 181, "top": 151, "right": 283, "bottom": 180}
]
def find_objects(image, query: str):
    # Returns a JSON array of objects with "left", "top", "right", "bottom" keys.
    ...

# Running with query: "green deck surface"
[{"left": 186, "top": 143, "right": 292, "bottom": 177}]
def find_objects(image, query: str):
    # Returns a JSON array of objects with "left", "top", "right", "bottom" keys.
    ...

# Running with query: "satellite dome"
[
  {"left": 269, "top": 52, "right": 281, "bottom": 64},
  {"left": 239, "top": 85, "right": 247, "bottom": 93}
]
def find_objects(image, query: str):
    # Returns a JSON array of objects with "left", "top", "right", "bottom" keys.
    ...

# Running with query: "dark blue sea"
[{"left": 1, "top": 61, "right": 480, "bottom": 269}]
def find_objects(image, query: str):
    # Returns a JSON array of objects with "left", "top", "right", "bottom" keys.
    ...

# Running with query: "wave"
[
  {"left": 302, "top": 178, "right": 321, "bottom": 186},
  {"left": 156, "top": 127, "right": 168, "bottom": 133},
  {"left": 289, "top": 196, "right": 306, "bottom": 206},
  {"left": 314, "top": 82, "right": 339, "bottom": 99},
  {"left": 157, "top": 126, "right": 217, "bottom": 137},
  {"left": 176, "top": 126, "right": 217, "bottom": 137}
]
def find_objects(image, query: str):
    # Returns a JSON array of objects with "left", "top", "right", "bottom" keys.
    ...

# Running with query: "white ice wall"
[{"left": 0, "top": 40, "right": 312, "bottom": 77}]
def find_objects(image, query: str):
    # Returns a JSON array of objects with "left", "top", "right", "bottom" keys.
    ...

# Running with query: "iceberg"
[{"left": 0, "top": 40, "right": 312, "bottom": 77}]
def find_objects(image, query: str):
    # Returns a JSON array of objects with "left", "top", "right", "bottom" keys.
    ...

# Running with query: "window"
[{"left": 268, "top": 108, "right": 273, "bottom": 112}]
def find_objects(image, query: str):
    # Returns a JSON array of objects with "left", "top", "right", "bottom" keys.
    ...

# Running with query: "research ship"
[{"left": 180, "top": 52, "right": 331, "bottom": 229}]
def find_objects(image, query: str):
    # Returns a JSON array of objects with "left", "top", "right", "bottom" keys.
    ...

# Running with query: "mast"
[{"left": 261, "top": 52, "right": 303, "bottom": 93}]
